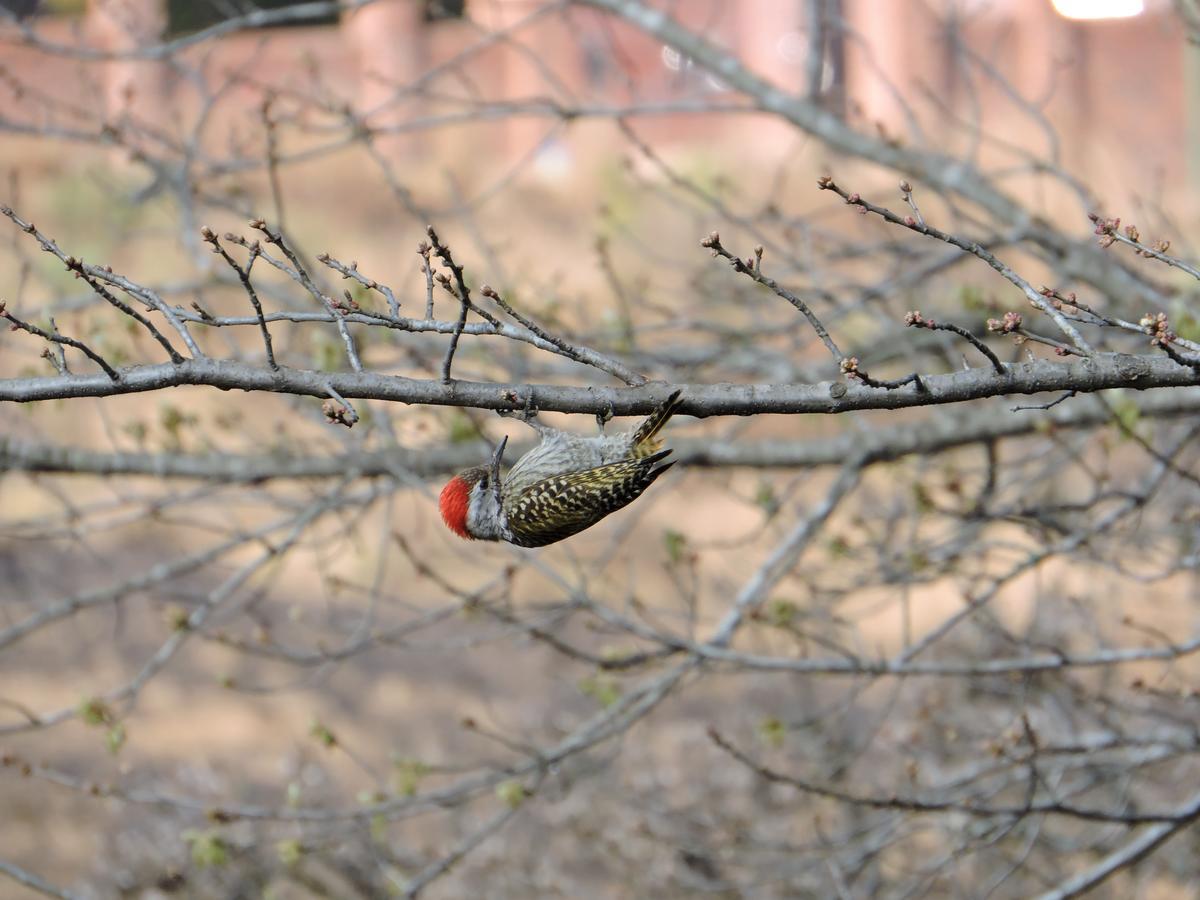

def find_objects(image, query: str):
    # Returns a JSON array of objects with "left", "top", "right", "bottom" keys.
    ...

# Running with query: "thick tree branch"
[
  {"left": 4, "top": 388, "right": 1198, "bottom": 480},
  {"left": 0, "top": 354, "right": 1194, "bottom": 412}
]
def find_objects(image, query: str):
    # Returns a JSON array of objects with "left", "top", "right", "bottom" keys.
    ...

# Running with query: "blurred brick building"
[{"left": 2, "top": 0, "right": 1193, "bottom": 195}]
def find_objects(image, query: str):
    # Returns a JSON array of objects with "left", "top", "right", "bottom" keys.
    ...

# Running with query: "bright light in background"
[
  {"left": 776, "top": 32, "right": 836, "bottom": 91},
  {"left": 661, "top": 45, "right": 728, "bottom": 92},
  {"left": 1051, "top": 0, "right": 1144, "bottom": 19}
]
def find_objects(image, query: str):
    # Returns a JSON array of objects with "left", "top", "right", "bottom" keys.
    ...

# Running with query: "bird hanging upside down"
[{"left": 439, "top": 390, "right": 684, "bottom": 547}]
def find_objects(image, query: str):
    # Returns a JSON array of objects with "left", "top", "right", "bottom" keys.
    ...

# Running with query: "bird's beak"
[{"left": 489, "top": 436, "right": 507, "bottom": 506}]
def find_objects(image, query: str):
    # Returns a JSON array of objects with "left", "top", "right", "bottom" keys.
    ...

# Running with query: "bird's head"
[
  {"left": 440, "top": 436, "right": 510, "bottom": 542},
  {"left": 439, "top": 466, "right": 494, "bottom": 541}
]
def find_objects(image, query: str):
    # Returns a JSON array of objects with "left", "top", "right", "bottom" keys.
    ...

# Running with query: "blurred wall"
[{"left": 2, "top": 0, "right": 1191, "bottom": 197}]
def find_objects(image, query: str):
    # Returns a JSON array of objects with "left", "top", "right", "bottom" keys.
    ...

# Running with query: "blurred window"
[
  {"left": 167, "top": 0, "right": 338, "bottom": 36},
  {"left": 1, "top": 0, "right": 42, "bottom": 18},
  {"left": 424, "top": 0, "right": 464, "bottom": 21}
]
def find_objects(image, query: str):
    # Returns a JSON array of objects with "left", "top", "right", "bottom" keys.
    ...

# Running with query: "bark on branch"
[
  {"left": 0, "top": 353, "right": 1193, "bottom": 413},
  {"left": 5, "top": 386, "right": 1189, "bottom": 480}
]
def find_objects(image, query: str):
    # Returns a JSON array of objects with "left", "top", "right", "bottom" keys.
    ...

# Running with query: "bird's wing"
[{"left": 505, "top": 451, "right": 674, "bottom": 548}]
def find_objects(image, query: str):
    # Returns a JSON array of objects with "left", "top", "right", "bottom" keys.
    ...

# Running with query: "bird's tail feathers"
[{"left": 632, "top": 390, "right": 684, "bottom": 456}]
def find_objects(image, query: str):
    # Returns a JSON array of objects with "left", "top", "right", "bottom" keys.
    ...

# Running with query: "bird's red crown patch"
[{"left": 439, "top": 476, "right": 473, "bottom": 539}]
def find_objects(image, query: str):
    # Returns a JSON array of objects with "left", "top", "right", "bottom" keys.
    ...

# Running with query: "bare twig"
[
  {"left": 0, "top": 301, "right": 119, "bottom": 381},
  {"left": 816, "top": 179, "right": 1095, "bottom": 354},
  {"left": 428, "top": 226, "right": 473, "bottom": 383},
  {"left": 0, "top": 857, "right": 81, "bottom": 900},
  {"left": 250, "top": 219, "right": 364, "bottom": 373},
  {"left": 201, "top": 226, "right": 277, "bottom": 370},
  {"left": 905, "top": 310, "right": 1006, "bottom": 374},
  {"left": 318, "top": 252, "right": 401, "bottom": 320},
  {"left": 2, "top": 207, "right": 188, "bottom": 362},
  {"left": 701, "top": 231, "right": 844, "bottom": 363},
  {"left": 418, "top": 238, "right": 435, "bottom": 319},
  {"left": 1011, "top": 390, "right": 1075, "bottom": 412},
  {"left": 480, "top": 283, "right": 646, "bottom": 385},
  {"left": 322, "top": 384, "right": 359, "bottom": 427},
  {"left": 400, "top": 791, "right": 533, "bottom": 898},
  {"left": 1036, "top": 790, "right": 1200, "bottom": 899},
  {"left": 709, "top": 728, "right": 1193, "bottom": 824},
  {"left": 1093, "top": 214, "right": 1200, "bottom": 281}
]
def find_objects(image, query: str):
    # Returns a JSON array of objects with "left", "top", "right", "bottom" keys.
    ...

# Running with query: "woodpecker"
[{"left": 439, "top": 391, "right": 683, "bottom": 547}]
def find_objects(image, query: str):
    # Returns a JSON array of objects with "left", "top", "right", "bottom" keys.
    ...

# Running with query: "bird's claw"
[
  {"left": 497, "top": 390, "right": 539, "bottom": 422},
  {"left": 595, "top": 399, "right": 614, "bottom": 433}
]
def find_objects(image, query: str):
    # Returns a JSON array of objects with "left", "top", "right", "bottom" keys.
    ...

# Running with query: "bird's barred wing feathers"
[{"left": 505, "top": 450, "right": 674, "bottom": 548}]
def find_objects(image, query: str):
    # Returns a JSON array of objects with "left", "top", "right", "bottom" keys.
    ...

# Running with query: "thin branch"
[
  {"left": 428, "top": 226, "right": 473, "bottom": 383},
  {"left": 400, "top": 793, "right": 532, "bottom": 898},
  {"left": 1011, "top": 390, "right": 1075, "bottom": 412},
  {"left": 839, "top": 356, "right": 926, "bottom": 391},
  {"left": 201, "top": 227, "right": 277, "bottom": 370},
  {"left": 1094, "top": 215, "right": 1200, "bottom": 282},
  {"left": 1035, "top": 789, "right": 1200, "bottom": 900},
  {"left": 418, "top": 239, "right": 435, "bottom": 319},
  {"left": 688, "top": 632, "right": 1200, "bottom": 677},
  {"left": 2, "top": 207, "right": 188, "bottom": 362},
  {"left": 480, "top": 283, "right": 646, "bottom": 385},
  {"left": 817, "top": 179, "right": 1094, "bottom": 354},
  {"left": 709, "top": 729, "right": 1193, "bottom": 825},
  {"left": 322, "top": 383, "right": 359, "bottom": 427},
  {"left": 0, "top": 302, "right": 119, "bottom": 380},
  {"left": 173, "top": 282, "right": 622, "bottom": 367},
  {"left": 701, "top": 231, "right": 844, "bottom": 363},
  {"left": 0, "top": 857, "right": 82, "bottom": 900},
  {"left": 0, "top": 510, "right": 311, "bottom": 653},
  {"left": 250, "top": 219, "right": 364, "bottom": 373},
  {"left": 905, "top": 310, "right": 1006, "bottom": 374},
  {"left": 318, "top": 252, "right": 400, "bottom": 320},
  {"left": 707, "top": 457, "right": 863, "bottom": 648}
]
